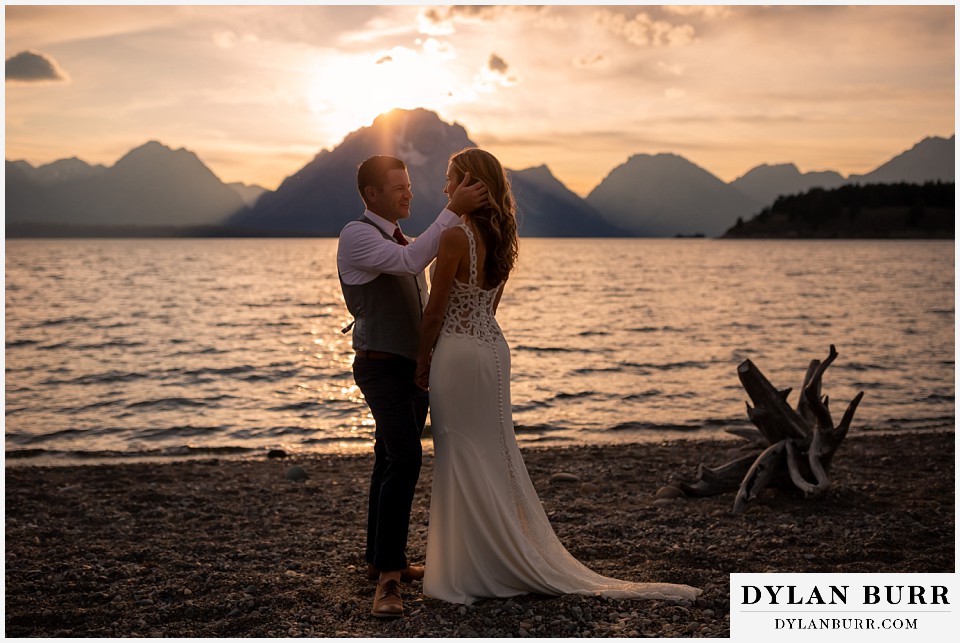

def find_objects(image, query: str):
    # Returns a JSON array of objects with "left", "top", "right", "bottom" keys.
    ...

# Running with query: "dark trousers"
[{"left": 352, "top": 356, "right": 428, "bottom": 572}]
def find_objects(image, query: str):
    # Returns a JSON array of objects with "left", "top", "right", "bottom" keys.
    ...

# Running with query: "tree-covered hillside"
[{"left": 723, "top": 182, "right": 954, "bottom": 239}]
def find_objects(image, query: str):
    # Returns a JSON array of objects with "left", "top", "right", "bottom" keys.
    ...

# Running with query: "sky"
[{"left": 4, "top": 2, "right": 956, "bottom": 196}]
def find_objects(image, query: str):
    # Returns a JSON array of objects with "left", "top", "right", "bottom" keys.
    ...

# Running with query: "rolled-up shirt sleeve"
[{"left": 338, "top": 208, "right": 459, "bottom": 285}]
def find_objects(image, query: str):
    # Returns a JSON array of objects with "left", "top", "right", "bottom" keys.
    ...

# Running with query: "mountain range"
[
  {"left": 227, "top": 109, "right": 620, "bottom": 237},
  {"left": 6, "top": 142, "right": 252, "bottom": 229},
  {"left": 5, "top": 109, "right": 954, "bottom": 237},
  {"left": 586, "top": 153, "right": 761, "bottom": 237}
]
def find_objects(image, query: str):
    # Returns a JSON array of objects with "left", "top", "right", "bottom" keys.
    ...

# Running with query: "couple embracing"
[{"left": 337, "top": 148, "right": 700, "bottom": 618}]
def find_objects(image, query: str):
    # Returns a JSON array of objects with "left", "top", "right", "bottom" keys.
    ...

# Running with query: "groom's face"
[{"left": 369, "top": 168, "right": 413, "bottom": 223}]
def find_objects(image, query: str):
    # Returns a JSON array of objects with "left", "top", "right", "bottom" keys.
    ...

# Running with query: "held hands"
[
  {"left": 447, "top": 171, "right": 488, "bottom": 216},
  {"left": 414, "top": 357, "right": 431, "bottom": 391}
]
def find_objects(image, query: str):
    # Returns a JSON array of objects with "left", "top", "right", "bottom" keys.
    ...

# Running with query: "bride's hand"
[{"left": 415, "top": 359, "right": 430, "bottom": 390}]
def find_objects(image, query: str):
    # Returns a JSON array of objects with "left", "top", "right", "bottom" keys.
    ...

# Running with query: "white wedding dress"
[{"left": 423, "top": 224, "right": 701, "bottom": 605}]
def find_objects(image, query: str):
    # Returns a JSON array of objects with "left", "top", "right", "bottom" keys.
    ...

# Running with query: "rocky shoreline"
[{"left": 5, "top": 431, "right": 954, "bottom": 638}]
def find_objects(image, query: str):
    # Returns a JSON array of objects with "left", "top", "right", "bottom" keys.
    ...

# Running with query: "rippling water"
[{"left": 4, "top": 238, "right": 954, "bottom": 464}]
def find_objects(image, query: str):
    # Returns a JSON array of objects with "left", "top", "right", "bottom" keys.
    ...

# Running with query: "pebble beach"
[{"left": 4, "top": 430, "right": 954, "bottom": 638}]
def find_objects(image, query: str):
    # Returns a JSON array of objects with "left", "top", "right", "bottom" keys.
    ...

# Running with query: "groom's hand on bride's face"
[{"left": 448, "top": 171, "right": 488, "bottom": 216}]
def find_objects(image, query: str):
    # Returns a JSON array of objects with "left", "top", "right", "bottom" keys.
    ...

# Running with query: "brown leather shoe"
[
  {"left": 371, "top": 579, "right": 403, "bottom": 619},
  {"left": 366, "top": 563, "right": 425, "bottom": 583}
]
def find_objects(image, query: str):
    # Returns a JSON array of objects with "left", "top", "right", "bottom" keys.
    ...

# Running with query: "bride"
[{"left": 414, "top": 148, "right": 701, "bottom": 606}]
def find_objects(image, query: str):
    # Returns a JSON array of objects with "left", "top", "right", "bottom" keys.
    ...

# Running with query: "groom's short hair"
[{"left": 357, "top": 155, "right": 407, "bottom": 206}]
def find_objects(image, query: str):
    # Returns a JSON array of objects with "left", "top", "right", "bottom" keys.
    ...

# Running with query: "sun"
[{"left": 308, "top": 42, "right": 470, "bottom": 144}]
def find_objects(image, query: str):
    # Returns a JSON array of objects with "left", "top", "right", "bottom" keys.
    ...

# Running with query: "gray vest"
[{"left": 339, "top": 216, "right": 424, "bottom": 361}]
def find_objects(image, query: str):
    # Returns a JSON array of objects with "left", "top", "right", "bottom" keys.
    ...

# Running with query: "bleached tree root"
[{"left": 668, "top": 345, "right": 864, "bottom": 514}]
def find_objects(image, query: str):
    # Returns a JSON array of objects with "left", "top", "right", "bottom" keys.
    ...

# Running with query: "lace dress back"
[
  {"left": 438, "top": 224, "right": 502, "bottom": 346},
  {"left": 423, "top": 223, "right": 700, "bottom": 606}
]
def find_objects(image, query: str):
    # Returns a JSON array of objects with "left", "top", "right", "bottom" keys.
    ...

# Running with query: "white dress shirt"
[{"left": 337, "top": 208, "right": 460, "bottom": 286}]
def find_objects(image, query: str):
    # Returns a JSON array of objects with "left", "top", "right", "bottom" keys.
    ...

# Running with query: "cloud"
[
  {"left": 663, "top": 5, "right": 733, "bottom": 20},
  {"left": 574, "top": 54, "right": 608, "bottom": 69},
  {"left": 419, "top": 5, "right": 543, "bottom": 35},
  {"left": 474, "top": 53, "right": 517, "bottom": 92},
  {"left": 6, "top": 50, "right": 69, "bottom": 83},
  {"left": 420, "top": 38, "right": 455, "bottom": 61},
  {"left": 5, "top": 5, "right": 181, "bottom": 46},
  {"left": 596, "top": 10, "right": 696, "bottom": 47},
  {"left": 441, "top": 5, "right": 542, "bottom": 23},
  {"left": 484, "top": 53, "right": 516, "bottom": 85},
  {"left": 488, "top": 54, "right": 509, "bottom": 74},
  {"left": 657, "top": 61, "right": 685, "bottom": 77},
  {"left": 212, "top": 29, "right": 259, "bottom": 50},
  {"left": 418, "top": 8, "right": 455, "bottom": 36}
]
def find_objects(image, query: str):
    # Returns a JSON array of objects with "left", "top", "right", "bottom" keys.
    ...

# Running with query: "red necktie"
[{"left": 393, "top": 227, "right": 408, "bottom": 246}]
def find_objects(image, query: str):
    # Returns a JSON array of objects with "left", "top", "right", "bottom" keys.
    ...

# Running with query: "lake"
[{"left": 4, "top": 238, "right": 954, "bottom": 464}]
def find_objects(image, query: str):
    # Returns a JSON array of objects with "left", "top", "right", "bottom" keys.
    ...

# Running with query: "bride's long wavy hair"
[{"left": 449, "top": 148, "right": 519, "bottom": 287}]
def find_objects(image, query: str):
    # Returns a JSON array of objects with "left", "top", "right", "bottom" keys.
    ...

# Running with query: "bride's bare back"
[{"left": 448, "top": 218, "right": 500, "bottom": 292}]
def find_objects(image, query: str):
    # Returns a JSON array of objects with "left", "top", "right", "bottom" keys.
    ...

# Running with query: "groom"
[{"left": 337, "top": 155, "right": 485, "bottom": 619}]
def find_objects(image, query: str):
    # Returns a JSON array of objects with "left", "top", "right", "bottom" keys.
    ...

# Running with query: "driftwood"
[{"left": 670, "top": 345, "right": 864, "bottom": 514}]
